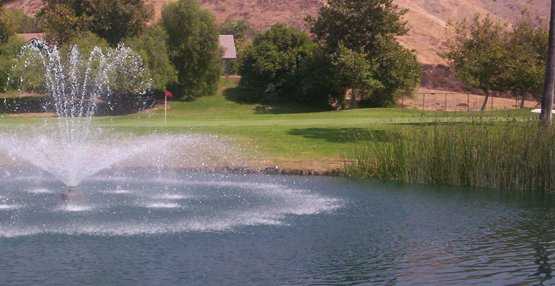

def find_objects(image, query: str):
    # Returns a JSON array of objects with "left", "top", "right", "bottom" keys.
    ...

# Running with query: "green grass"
[{"left": 0, "top": 80, "right": 533, "bottom": 170}]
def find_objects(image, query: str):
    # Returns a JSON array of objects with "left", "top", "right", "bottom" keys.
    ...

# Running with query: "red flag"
[{"left": 164, "top": 90, "right": 174, "bottom": 98}]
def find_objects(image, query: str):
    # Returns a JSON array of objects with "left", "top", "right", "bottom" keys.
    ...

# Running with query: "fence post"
[{"left": 466, "top": 93, "right": 470, "bottom": 112}]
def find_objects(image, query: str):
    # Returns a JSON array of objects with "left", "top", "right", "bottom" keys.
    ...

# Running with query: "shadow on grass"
[
  {"left": 223, "top": 86, "right": 329, "bottom": 114},
  {"left": 288, "top": 128, "right": 398, "bottom": 143}
]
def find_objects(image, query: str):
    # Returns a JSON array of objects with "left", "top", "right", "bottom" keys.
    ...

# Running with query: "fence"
[{"left": 400, "top": 91, "right": 539, "bottom": 112}]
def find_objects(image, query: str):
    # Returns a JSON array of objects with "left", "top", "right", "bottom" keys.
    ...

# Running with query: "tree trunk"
[
  {"left": 541, "top": 0, "right": 555, "bottom": 125},
  {"left": 520, "top": 93, "right": 526, "bottom": 109},
  {"left": 480, "top": 90, "right": 490, "bottom": 112}
]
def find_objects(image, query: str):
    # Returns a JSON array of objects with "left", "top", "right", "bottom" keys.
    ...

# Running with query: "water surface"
[{"left": 1, "top": 172, "right": 554, "bottom": 285}]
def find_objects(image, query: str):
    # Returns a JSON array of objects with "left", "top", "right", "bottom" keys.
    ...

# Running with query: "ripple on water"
[
  {"left": 144, "top": 202, "right": 181, "bottom": 209},
  {"left": 26, "top": 188, "right": 52, "bottom": 194},
  {"left": 152, "top": 193, "right": 190, "bottom": 200},
  {"left": 105, "top": 189, "right": 132, "bottom": 195},
  {"left": 56, "top": 204, "right": 93, "bottom": 212},
  {"left": 0, "top": 204, "right": 21, "bottom": 210}
]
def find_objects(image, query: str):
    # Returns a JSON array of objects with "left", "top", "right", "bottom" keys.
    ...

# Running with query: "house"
[{"left": 218, "top": 34, "right": 237, "bottom": 74}]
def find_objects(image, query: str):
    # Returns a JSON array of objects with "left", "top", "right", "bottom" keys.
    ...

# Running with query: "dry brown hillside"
[{"left": 3, "top": 0, "right": 550, "bottom": 65}]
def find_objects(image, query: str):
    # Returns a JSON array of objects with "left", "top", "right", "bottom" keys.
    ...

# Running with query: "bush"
[
  {"left": 162, "top": 0, "right": 221, "bottom": 99},
  {"left": 239, "top": 24, "right": 315, "bottom": 102},
  {"left": 125, "top": 25, "right": 177, "bottom": 92}
]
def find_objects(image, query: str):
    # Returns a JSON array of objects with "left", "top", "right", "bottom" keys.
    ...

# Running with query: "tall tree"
[{"left": 162, "top": 0, "right": 221, "bottom": 99}]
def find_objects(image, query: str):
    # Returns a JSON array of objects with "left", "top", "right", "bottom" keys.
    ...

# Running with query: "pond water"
[{"left": 1, "top": 171, "right": 555, "bottom": 285}]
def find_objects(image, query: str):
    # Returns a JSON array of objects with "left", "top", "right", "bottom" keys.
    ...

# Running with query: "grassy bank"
[
  {"left": 0, "top": 80, "right": 532, "bottom": 173},
  {"left": 346, "top": 119, "right": 555, "bottom": 192}
]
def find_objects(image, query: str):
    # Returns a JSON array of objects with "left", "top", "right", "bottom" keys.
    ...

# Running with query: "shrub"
[
  {"left": 162, "top": 0, "right": 221, "bottom": 99},
  {"left": 125, "top": 25, "right": 177, "bottom": 92},
  {"left": 239, "top": 24, "right": 315, "bottom": 102}
]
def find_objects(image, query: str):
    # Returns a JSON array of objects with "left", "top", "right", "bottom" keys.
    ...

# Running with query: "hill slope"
[{"left": 3, "top": 0, "right": 551, "bottom": 64}]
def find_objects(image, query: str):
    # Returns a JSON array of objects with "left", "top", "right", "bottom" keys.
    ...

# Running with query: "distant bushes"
[{"left": 346, "top": 119, "right": 555, "bottom": 192}]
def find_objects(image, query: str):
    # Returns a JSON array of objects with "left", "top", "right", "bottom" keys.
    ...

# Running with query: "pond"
[{"left": 0, "top": 171, "right": 554, "bottom": 285}]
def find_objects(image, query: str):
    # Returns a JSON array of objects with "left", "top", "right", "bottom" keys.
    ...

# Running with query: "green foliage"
[
  {"left": 373, "top": 41, "right": 421, "bottom": 106},
  {"left": 346, "top": 119, "right": 555, "bottom": 192},
  {"left": 38, "top": 0, "right": 152, "bottom": 45},
  {"left": 125, "top": 25, "right": 177, "bottom": 92},
  {"left": 84, "top": 0, "right": 152, "bottom": 46},
  {"left": 239, "top": 24, "right": 315, "bottom": 102},
  {"left": 307, "top": 0, "right": 420, "bottom": 108},
  {"left": 0, "top": 35, "right": 24, "bottom": 92},
  {"left": 502, "top": 18, "right": 547, "bottom": 105},
  {"left": 162, "top": 0, "right": 221, "bottom": 99},
  {"left": 61, "top": 31, "right": 109, "bottom": 55},
  {"left": 37, "top": 2, "right": 86, "bottom": 44},
  {"left": 308, "top": 0, "right": 408, "bottom": 55},
  {"left": 445, "top": 16, "right": 508, "bottom": 95},
  {"left": 0, "top": 6, "right": 16, "bottom": 43},
  {"left": 446, "top": 16, "right": 548, "bottom": 109},
  {"left": 3, "top": 9, "right": 40, "bottom": 33}
]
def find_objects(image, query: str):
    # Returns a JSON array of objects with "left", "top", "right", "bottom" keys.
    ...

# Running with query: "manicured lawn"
[{"left": 0, "top": 80, "right": 532, "bottom": 170}]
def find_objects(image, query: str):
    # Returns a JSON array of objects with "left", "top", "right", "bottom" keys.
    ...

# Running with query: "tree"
[
  {"left": 125, "top": 25, "right": 177, "bottom": 92},
  {"left": 3, "top": 8, "right": 40, "bottom": 33},
  {"left": 37, "top": 1, "right": 87, "bottom": 44},
  {"left": 308, "top": 0, "right": 408, "bottom": 56},
  {"left": 239, "top": 24, "right": 315, "bottom": 102},
  {"left": 503, "top": 18, "right": 547, "bottom": 108},
  {"left": 162, "top": 0, "right": 221, "bottom": 99},
  {"left": 38, "top": 0, "right": 152, "bottom": 45},
  {"left": 307, "top": 0, "right": 420, "bottom": 107},
  {"left": 0, "top": 5, "right": 16, "bottom": 43},
  {"left": 84, "top": 0, "right": 152, "bottom": 45},
  {"left": 445, "top": 16, "right": 508, "bottom": 111}
]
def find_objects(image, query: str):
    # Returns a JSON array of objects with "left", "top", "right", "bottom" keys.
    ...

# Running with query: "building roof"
[
  {"left": 218, "top": 35, "right": 237, "bottom": 59},
  {"left": 17, "top": 33, "right": 45, "bottom": 42}
]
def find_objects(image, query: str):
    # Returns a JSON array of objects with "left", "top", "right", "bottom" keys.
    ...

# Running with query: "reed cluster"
[{"left": 346, "top": 119, "right": 555, "bottom": 192}]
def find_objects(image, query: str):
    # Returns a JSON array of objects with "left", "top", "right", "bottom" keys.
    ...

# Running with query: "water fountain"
[{"left": 0, "top": 41, "right": 340, "bottom": 237}]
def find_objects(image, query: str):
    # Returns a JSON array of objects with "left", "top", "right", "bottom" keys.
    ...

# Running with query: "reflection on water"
[{"left": 1, "top": 172, "right": 555, "bottom": 285}]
